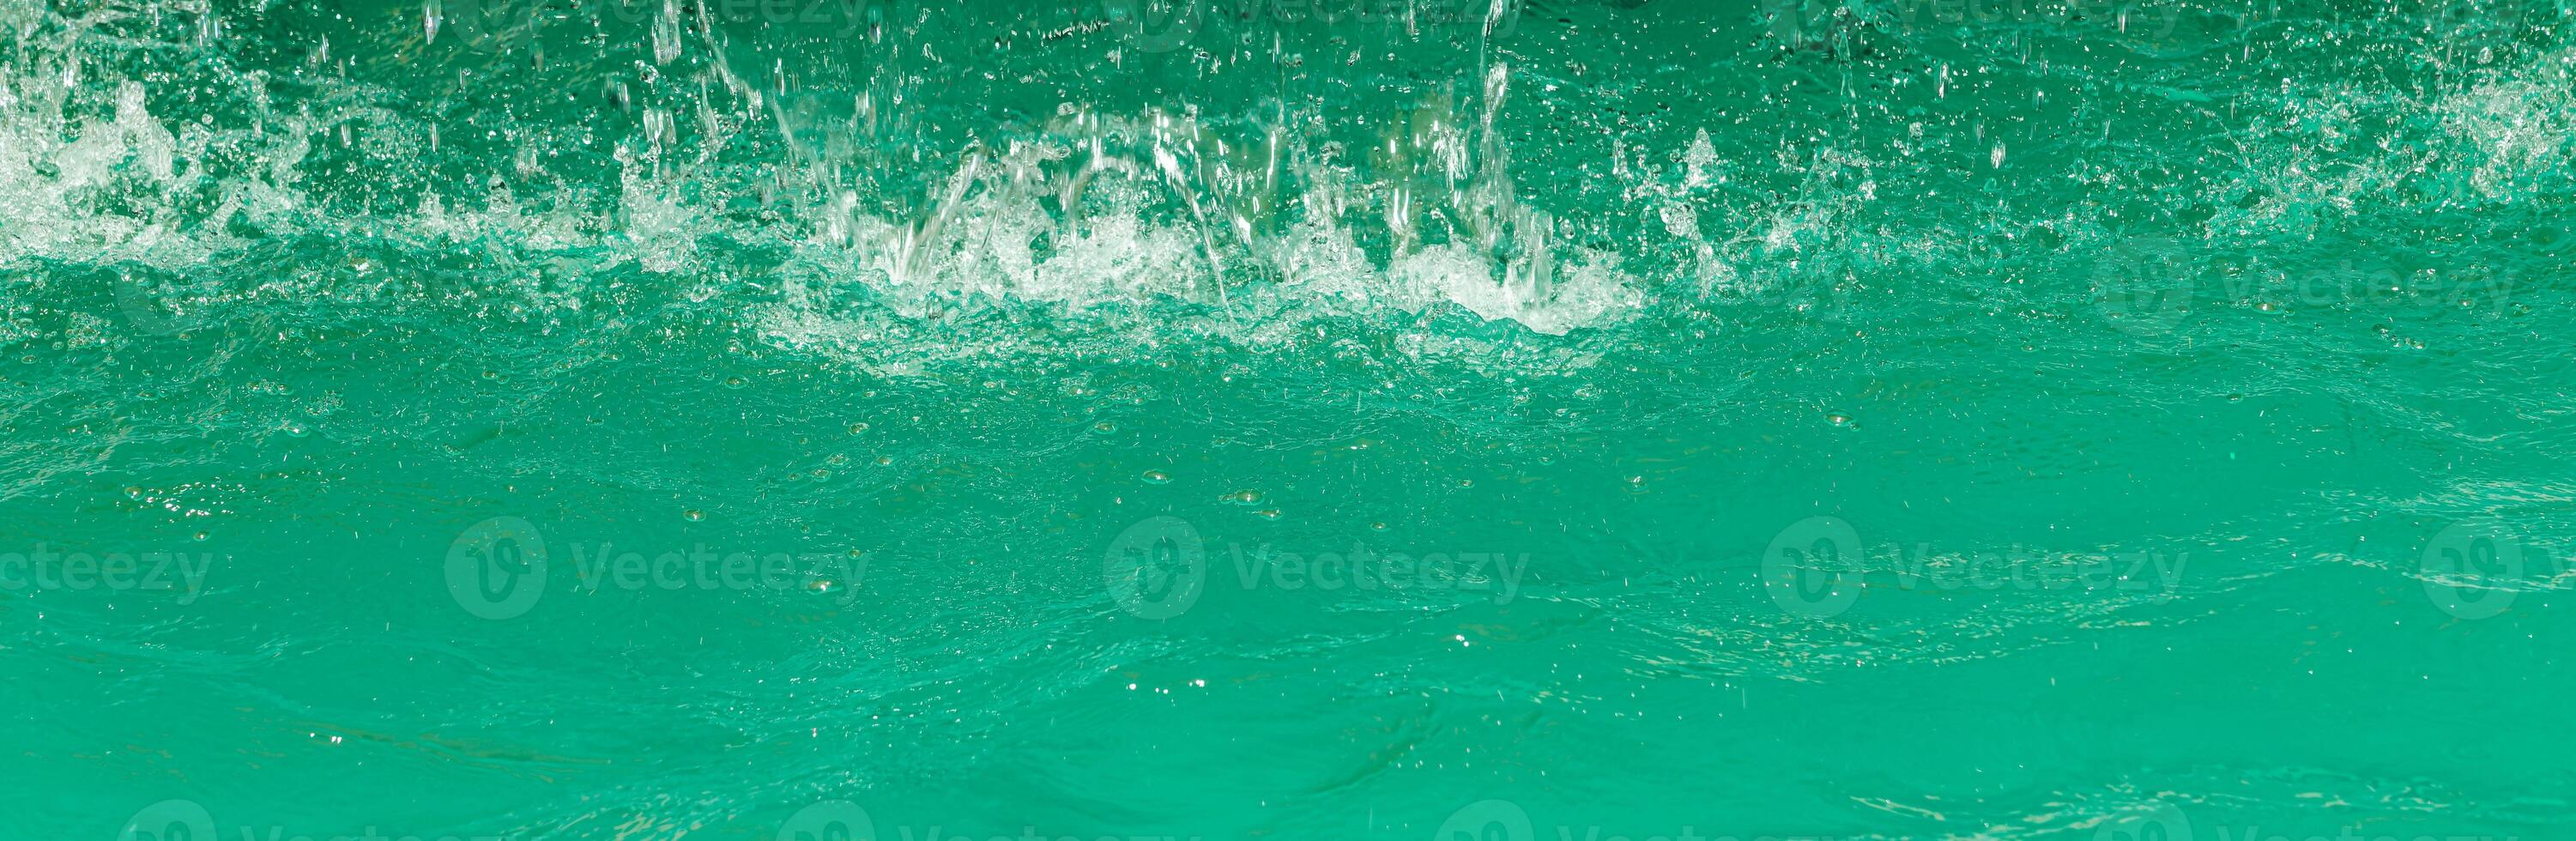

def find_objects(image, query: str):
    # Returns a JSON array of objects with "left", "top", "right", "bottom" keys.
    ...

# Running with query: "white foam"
[{"left": 0, "top": 1, "right": 1650, "bottom": 357}]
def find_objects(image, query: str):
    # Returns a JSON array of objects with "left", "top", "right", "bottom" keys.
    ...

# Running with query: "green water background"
[{"left": 3, "top": 0, "right": 2573, "bottom": 838}]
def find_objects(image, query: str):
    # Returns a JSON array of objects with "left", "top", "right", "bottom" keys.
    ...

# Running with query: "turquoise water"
[{"left": 4, "top": 0, "right": 2573, "bottom": 838}]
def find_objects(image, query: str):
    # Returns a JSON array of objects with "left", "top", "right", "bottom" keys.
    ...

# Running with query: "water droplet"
[
  {"left": 123, "top": 487, "right": 142, "bottom": 500},
  {"left": 1253, "top": 509, "right": 1281, "bottom": 520},
  {"left": 683, "top": 509, "right": 704, "bottom": 522},
  {"left": 849, "top": 423, "right": 869, "bottom": 435},
  {"left": 1142, "top": 470, "right": 1171, "bottom": 484}
]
